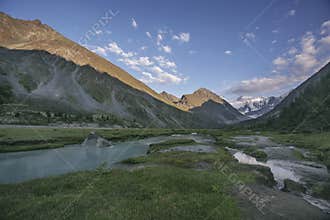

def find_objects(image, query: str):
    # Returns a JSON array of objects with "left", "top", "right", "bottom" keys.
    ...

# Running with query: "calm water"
[{"left": 0, "top": 134, "right": 213, "bottom": 183}]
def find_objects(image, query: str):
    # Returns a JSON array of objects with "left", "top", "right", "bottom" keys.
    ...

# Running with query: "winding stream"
[{"left": 229, "top": 135, "right": 330, "bottom": 213}]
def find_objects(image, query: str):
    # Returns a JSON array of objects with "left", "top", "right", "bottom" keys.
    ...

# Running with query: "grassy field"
[
  {"left": 0, "top": 127, "right": 275, "bottom": 219},
  {"left": 0, "top": 167, "right": 243, "bottom": 220},
  {"left": 0, "top": 127, "right": 328, "bottom": 218},
  {"left": 0, "top": 127, "right": 196, "bottom": 153}
]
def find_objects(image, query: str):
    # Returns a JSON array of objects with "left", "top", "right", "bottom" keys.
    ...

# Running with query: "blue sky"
[{"left": 1, "top": 0, "right": 330, "bottom": 101}]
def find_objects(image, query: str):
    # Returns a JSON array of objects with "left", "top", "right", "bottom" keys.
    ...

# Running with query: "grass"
[
  {"left": 0, "top": 128, "right": 281, "bottom": 219},
  {"left": 0, "top": 141, "right": 70, "bottom": 153},
  {"left": 0, "top": 163, "right": 241, "bottom": 219},
  {"left": 311, "top": 182, "right": 330, "bottom": 200},
  {"left": 243, "top": 148, "right": 268, "bottom": 162},
  {"left": 121, "top": 156, "right": 148, "bottom": 164},
  {"left": 0, "top": 127, "right": 196, "bottom": 153},
  {"left": 147, "top": 139, "right": 197, "bottom": 154}
]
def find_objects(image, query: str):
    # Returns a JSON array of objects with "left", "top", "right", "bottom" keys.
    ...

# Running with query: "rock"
[
  {"left": 282, "top": 179, "right": 306, "bottom": 194},
  {"left": 82, "top": 132, "right": 112, "bottom": 147},
  {"left": 254, "top": 165, "right": 277, "bottom": 187}
]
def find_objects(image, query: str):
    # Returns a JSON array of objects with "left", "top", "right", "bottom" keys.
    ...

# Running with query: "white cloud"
[
  {"left": 245, "top": 32, "right": 256, "bottom": 41},
  {"left": 161, "top": 45, "right": 172, "bottom": 53},
  {"left": 138, "top": 56, "right": 154, "bottom": 66},
  {"left": 131, "top": 18, "right": 138, "bottom": 29},
  {"left": 271, "top": 40, "right": 277, "bottom": 44},
  {"left": 292, "top": 32, "right": 319, "bottom": 73},
  {"left": 107, "top": 42, "right": 124, "bottom": 55},
  {"left": 95, "top": 30, "right": 103, "bottom": 35},
  {"left": 140, "top": 66, "right": 184, "bottom": 84},
  {"left": 224, "top": 50, "right": 232, "bottom": 55},
  {"left": 294, "top": 53, "right": 318, "bottom": 72},
  {"left": 156, "top": 34, "right": 163, "bottom": 45},
  {"left": 301, "top": 32, "right": 317, "bottom": 55},
  {"left": 108, "top": 42, "right": 183, "bottom": 85},
  {"left": 288, "top": 38, "right": 295, "bottom": 43},
  {"left": 273, "top": 56, "right": 288, "bottom": 69},
  {"left": 92, "top": 46, "right": 107, "bottom": 56},
  {"left": 229, "top": 75, "right": 300, "bottom": 95},
  {"left": 272, "top": 29, "right": 279, "bottom": 34},
  {"left": 288, "top": 47, "right": 298, "bottom": 55},
  {"left": 140, "top": 71, "right": 183, "bottom": 84},
  {"left": 229, "top": 20, "right": 330, "bottom": 96},
  {"left": 118, "top": 56, "right": 153, "bottom": 69},
  {"left": 321, "top": 20, "right": 330, "bottom": 35},
  {"left": 242, "top": 32, "right": 256, "bottom": 45},
  {"left": 153, "top": 56, "right": 177, "bottom": 69},
  {"left": 146, "top": 32, "right": 152, "bottom": 38},
  {"left": 107, "top": 42, "right": 135, "bottom": 58},
  {"left": 273, "top": 24, "right": 330, "bottom": 76},
  {"left": 89, "top": 40, "right": 185, "bottom": 85},
  {"left": 288, "top": 9, "right": 296, "bottom": 16},
  {"left": 173, "top": 32, "right": 190, "bottom": 43},
  {"left": 319, "top": 35, "right": 330, "bottom": 46},
  {"left": 140, "top": 46, "right": 148, "bottom": 50}
]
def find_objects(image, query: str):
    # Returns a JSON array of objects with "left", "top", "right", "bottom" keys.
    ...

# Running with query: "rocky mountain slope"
[
  {"left": 190, "top": 100, "right": 248, "bottom": 124},
  {"left": 0, "top": 12, "right": 175, "bottom": 107},
  {"left": 160, "top": 88, "right": 248, "bottom": 123},
  {"left": 0, "top": 47, "right": 240, "bottom": 128},
  {"left": 174, "top": 88, "right": 225, "bottom": 110},
  {"left": 233, "top": 96, "right": 284, "bottom": 118},
  {"left": 256, "top": 62, "right": 330, "bottom": 132}
]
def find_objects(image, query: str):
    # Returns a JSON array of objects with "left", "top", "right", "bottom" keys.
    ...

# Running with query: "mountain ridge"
[
  {"left": 254, "top": 62, "right": 330, "bottom": 132},
  {"left": 161, "top": 88, "right": 226, "bottom": 111},
  {"left": 0, "top": 12, "right": 178, "bottom": 109},
  {"left": 0, "top": 47, "right": 246, "bottom": 127},
  {"left": 233, "top": 95, "right": 284, "bottom": 118}
]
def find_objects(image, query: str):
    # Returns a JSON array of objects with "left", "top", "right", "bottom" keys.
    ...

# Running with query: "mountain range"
[
  {"left": 1, "top": 12, "right": 329, "bottom": 131},
  {"left": 0, "top": 13, "right": 247, "bottom": 128},
  {"left": 160, "top": 89, "right": 247, "bottom": 123},
  {"left": 232, "top": 96, "right": 284, "bottom": 118}
]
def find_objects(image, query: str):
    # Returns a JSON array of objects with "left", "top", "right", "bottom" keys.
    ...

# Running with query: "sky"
[{"left": 1, "top": 0, "right": 330, "bottom": 101}]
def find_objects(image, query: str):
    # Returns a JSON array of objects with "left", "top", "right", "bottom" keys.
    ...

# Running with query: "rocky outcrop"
[{"left": 82, "top": 132, "right": 112, "bottom": 147}]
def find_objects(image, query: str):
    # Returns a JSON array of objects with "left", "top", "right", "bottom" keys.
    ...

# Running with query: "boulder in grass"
[
  {"left": 82, "top": 132, "right": 112, "bottom": 147},
  {"left": 282, "top": 179, "right": 306, "bottom": 194}
]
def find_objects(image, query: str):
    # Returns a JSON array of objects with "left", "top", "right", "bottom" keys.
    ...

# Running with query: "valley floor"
[{"left": 0, "top": 127, "right": 329, "bottom": 219}]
